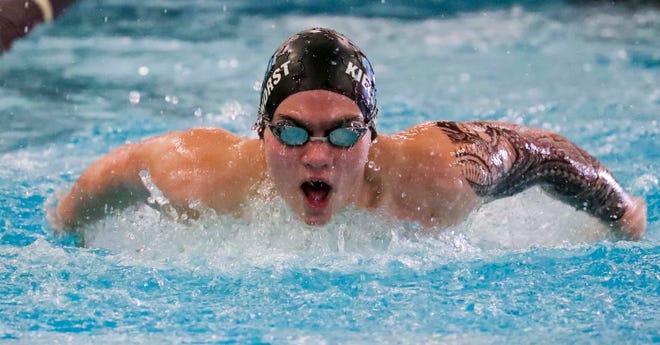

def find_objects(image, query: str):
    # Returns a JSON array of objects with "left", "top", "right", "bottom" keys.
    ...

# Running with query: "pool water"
[{"left": 1, "top": 1, "right": 659, "bottom": 343}]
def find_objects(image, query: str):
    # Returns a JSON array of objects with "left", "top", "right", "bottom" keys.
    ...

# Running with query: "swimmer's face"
[{"left": 264, "top": 90, "right": 371, "bottom": 226}]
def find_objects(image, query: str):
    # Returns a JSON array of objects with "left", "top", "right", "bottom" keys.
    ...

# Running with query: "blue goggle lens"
[
  {"left": 328, "top": 127, "right": 360, "bottom": 147},
  {"left": 269, "top": 122, "right": 366, "bottom": 148},
  {"left": 279, "top": 126, "right": 309, "bottom": 146}
]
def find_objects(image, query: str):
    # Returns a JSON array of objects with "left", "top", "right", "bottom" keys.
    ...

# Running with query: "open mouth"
[{"left": 301, "top": 180, "right": 332, "bottom": 209}]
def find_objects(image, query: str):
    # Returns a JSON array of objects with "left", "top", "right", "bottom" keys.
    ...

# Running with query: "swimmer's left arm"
[{"left": 436, "top": 120, "right": 647, "bottom": 240}]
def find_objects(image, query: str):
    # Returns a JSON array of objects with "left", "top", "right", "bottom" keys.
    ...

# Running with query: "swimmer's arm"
[
  {"left": 53, "top": 128, "right": 261, "bottom": 231},
  {"left": 436, "top": 121, "right": 647, "bottom": 240},
  {"left": 0, "top": 0, "right": 77, "bottom": 52},
  {"left": 53, "top": 143, "right": 149, "bottom": 231}
]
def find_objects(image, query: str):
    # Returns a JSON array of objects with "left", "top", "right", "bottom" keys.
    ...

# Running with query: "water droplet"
[
  {"left": 367, "top": 161, "right": 381, "bottom": 171},
  {"left": 129, "top": 91, "right": 141, "bottom": 104},
  {"left": 165, "top": 95, "right": 179, "bottom": 105},
  {"left": 459, "top": 73, "right": 471, "bottom": 82},
  {"left": 615, "top": 49, "right": 628, "bottom": 60}
]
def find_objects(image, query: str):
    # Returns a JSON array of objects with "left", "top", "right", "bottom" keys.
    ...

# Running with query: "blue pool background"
[{"left": 1, "top": 0, "right": 659, "bottom": 343}]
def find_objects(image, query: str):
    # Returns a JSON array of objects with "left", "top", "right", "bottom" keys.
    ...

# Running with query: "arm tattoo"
[{"left": 436, "top": 121, "right": 627, "bottom": 223}]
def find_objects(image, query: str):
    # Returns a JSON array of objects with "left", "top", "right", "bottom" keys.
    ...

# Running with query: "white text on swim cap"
[
  {"left": 266, "top": 60, "right": 292, "bottom": 92},
  {"left": 260, "top": 60, "right": 292, "bottom": 113},
  {"left": 345, "top": 62, "right": 371, "bottom": 90}
]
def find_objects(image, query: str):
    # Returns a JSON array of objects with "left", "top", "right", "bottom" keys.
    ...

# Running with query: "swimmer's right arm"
[
  {"left": 52, "top": 128, "right": 265, "bottom": 232},
  {"left": 53, "top": 143, "right": 150, "bottom": 231}
]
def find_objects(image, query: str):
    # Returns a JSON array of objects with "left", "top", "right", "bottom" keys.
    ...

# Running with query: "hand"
[{"left": 617, "top": 196, "right": 647, "bottom": 240}]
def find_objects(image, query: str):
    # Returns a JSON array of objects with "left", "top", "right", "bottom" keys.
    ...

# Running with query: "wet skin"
[
  {"left": 263, "top": 91, "right": 372, "bottom": 226},
  {"left": 53, "top": 90, "right": 479, "bottom": 231},
  {"left": 52, "top": 90, "right": 646, "bottom": 240}
]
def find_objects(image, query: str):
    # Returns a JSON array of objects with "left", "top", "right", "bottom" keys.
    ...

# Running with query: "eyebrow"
[{"left": 274, "top": 114, "right": 363, "bottom": 129}]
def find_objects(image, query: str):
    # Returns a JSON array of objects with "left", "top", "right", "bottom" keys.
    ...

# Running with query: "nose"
[{"left": 300, "top": 140, "right": 333, "bottom": 169}]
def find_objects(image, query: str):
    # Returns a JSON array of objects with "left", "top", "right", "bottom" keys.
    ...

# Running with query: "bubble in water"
[
  {"left": 218, "top": 58, "right": 239, "bottom": 69},
  {"left": 459, "top": 73, "right": 471, "bottom": 82},
  {"left": 129, "top": 91, "right": 141, "bottom": 104},
  {"left": 615, "top": 49, "right": 628, "bottom": 60},
  {"left": 220, "top": 101, "right": 245, "bottom": 121},
  {"left": 165, "top": 95, "right": 179, "bottom": 105},
  {"left": 138, "top": 66, "right": 150, "bottom": 76},
  {"left": 649, "top": 89, "right": 660, "bottom": 104},
  {"left": 631, "top": 173, "right": 658, "bottom": 194}
]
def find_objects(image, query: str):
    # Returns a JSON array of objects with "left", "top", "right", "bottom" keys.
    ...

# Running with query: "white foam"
[
  {"left": 75, "top": 184, "right": 611, "bottom": 275},
  {"left": 462, "top": 186, "right": 610, "bottom": 250}
]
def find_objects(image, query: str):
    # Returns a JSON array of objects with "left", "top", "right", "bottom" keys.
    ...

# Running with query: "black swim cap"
[{"left": 255, "top": 28, "right": 378, "bottom": 139}]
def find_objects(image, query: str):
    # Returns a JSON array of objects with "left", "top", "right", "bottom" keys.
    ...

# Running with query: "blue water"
[{"left": 1, "top": 1, "right": 659, "bottom": 343}]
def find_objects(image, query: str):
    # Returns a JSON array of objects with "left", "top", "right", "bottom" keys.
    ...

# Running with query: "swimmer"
[
  {"left": 51, "top": 28, "right": 647, "bottom": 240},
  {"left": 0, "top": 0, "right": 76, "bottom": 53}
]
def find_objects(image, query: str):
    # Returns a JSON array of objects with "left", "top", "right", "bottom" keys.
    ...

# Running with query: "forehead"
[{"left": 273, "top": 90, "right": 363, "bottom": 126}]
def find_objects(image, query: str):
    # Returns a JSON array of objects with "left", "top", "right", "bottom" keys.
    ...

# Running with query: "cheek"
[
  {"left": 264, "top": 139, "right": 298, "bottom": 176},
  {"left": 353, "top": 137, "right": 371, "bottom": 161},
  {"left": 338, "top": 139, "right": 370, "bottom": 172},
  {"left": 264, "top": 135, "right": 283, "bottom": 160}
]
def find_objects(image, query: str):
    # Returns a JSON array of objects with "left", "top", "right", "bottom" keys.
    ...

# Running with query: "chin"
[{"left": 301, "top": 212, "right": 332, "bottom": 226}]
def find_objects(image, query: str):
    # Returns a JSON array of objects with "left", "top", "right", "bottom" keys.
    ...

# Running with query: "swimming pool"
[{"left": 1, "top": 0, "right": 658, "bottom": 343}]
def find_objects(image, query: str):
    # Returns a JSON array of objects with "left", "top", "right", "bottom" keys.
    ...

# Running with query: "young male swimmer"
[{"left": 52, "top": 28, "right": 647, "bottom": 240}]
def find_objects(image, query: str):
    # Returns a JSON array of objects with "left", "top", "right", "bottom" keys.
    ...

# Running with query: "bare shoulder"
[
  {"left": 139, "top": 127, "right": 243, "bottom": 155},
  {"left": 367, "top": 121, "right": 479, "bottom": 227},
  {"left": 136, "top": 128, "right": 267, "bottom": 213},
  {"left": 53, "top": 128, "right": 265, "bottom": 230},
  {"left": 373, "top": 121, "right": 457, "bottom": 171}
]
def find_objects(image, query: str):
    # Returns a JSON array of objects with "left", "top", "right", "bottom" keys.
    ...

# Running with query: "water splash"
[{"left": 73, "top": 184, "right": 613, "bottom": 275}]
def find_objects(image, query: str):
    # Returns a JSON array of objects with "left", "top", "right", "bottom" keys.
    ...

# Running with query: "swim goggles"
[{"left": 268, "top": 120, "right": 368, "bottom": 148}]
